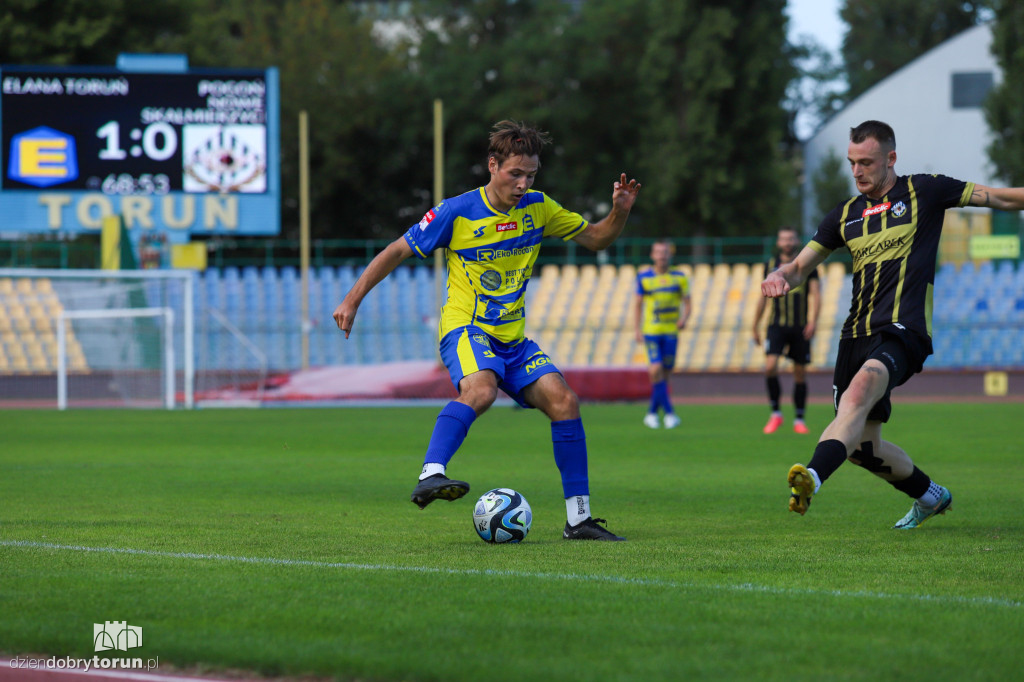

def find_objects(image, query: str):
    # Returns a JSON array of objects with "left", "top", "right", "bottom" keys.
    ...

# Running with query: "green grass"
[{"left": 1, "top": 403, "right": 1022, "bottom": 681}]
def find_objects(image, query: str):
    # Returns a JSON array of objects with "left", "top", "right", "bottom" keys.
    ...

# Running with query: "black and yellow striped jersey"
[
  {"left": 763, "top": 257, "right": 818, "bottom": 329},
  {"left": 808, "top": 174, "right": 974, "bottom": 347}
]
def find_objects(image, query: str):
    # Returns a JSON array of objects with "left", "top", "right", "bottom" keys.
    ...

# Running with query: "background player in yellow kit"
[{"left": 634, "top": 240, "right": 690, "bottom": 429}]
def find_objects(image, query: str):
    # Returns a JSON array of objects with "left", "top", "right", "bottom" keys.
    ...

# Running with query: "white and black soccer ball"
[{"left": 472, "top": 488, "right": 532, "bottom": 543}]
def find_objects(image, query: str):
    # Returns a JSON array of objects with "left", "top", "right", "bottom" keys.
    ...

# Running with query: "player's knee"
[
  {"left": 839, "top": 371, "right": 883, "bottom": 413},
  {"left": 461, "top": 383, "right": 498, "bottom": 413},
  {"left": 548, "top": 384, "right": 580, "bottom": 420}
]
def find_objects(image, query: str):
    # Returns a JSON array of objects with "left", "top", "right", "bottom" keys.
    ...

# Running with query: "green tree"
[
  {"left": 840, "top": 0, "right": 993, "bottom": 103},
  {"left": 985, "top": 0, "right": 1024, "bottom": 185},
  {"left": 169, "top": 0, "right": 425, "bottom": 240},
  {"left": 812, "top": 148, "right": 852, "bottom": 218},
  {"left": 0, "top": 0, "right": 187, "bottom": 65},
  {"left": 637, "top": 0, "right": 794, "bottom": 236}
]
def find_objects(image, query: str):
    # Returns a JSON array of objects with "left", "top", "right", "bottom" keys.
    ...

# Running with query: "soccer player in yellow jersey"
[
  {"left": 334, "top": 120, "right": 640, "bottom": 541},
  {"left": 763, "top": 120, "right": 1024, "bottom": 528},
  {"left": 633, "top": 240, "right": 690, "bottom": 429}
]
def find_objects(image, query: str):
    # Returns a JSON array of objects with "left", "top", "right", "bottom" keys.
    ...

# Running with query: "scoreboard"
[{"left": 0, "top": 63, "right": 280, "bottom": 236}]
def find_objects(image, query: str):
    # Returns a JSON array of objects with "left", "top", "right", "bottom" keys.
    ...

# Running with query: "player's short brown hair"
[
  {"left": 850, "top": 120, "right": 896, "bottom": 151},
  {"left": 488, "top": 120, "right": 551, "bottom": 167}
]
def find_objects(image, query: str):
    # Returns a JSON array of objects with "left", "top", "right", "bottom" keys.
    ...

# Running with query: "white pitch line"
[{"left": 2, "top": 539, "right": 1021, "bottom": 610}]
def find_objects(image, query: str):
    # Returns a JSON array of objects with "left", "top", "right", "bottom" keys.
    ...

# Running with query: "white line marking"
[{"left": 2, "top": 539, "right": 1020, "bottom": 610}]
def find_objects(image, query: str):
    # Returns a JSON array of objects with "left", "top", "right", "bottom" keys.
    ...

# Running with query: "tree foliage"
[
  {"left": 811, "top": 148, "right": 852, "bottom": 219},
  {"left": 840, "top": 0, "right": 993, "bottom": 103},
  {"left": 1, "top": 0, "right": 801, "bottom": 240},
  {"left": 637, "top": 0, "right": 795, "bottom": 235},
  {"left": 984, "top": 0, "right": 1024, "bottom": 185},
  {"left": 0, "top": 0, "right": 187, "bottom": 65}
]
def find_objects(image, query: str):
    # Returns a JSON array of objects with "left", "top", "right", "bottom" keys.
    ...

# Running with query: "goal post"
[
  {"left": 57, "top": 307, "right": 175, "bottom": 410},
  {"left": 0, "top": 267, "right": 194, "bottom": 409}
]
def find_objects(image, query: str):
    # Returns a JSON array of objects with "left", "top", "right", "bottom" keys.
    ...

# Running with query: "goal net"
[{"left": 0, "top": 268, "right": 194, "bottom": 409}]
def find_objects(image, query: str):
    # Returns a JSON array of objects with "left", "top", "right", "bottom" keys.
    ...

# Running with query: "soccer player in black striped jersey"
[
  {"left": 762, "top": 120, "right": 1024, "bottom": 529},
  {"left": 752, "top": 227, "right": 820, "bottom": 435}
]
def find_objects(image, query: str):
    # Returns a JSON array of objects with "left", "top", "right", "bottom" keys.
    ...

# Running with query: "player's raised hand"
[
  {"left": 611, "top": 173, "right": 641, "bottom": 211},
  {"left": 332, "top": 301, "right": 358, "bottom": 339},
  {"left": 761, "top": 271, "right": 791, "bottom": 298}
]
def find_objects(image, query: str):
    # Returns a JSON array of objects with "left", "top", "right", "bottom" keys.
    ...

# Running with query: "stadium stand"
[
  {"left": 0, "top": 276, "right": 87, "bottom": 374},
  {"left": 3, "top": 260, "right": 1022, "bottom": 376}
]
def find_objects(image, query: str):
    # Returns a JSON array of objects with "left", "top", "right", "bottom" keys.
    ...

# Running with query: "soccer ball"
[{"left": 472, "top": 488, "right": 532, "bottom": 543}]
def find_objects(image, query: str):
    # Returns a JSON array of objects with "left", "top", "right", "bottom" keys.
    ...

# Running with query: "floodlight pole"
[
  {"left": 433, "top": 100, "right": 445, "bottom": 315},
  {"left": 299, "top": 110, "right": 311, "bottom": 370}
]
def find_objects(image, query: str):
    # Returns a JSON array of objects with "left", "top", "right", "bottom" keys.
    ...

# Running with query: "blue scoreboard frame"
[{"left": 0, "top": 59, "right": 280, "bottom": 237}]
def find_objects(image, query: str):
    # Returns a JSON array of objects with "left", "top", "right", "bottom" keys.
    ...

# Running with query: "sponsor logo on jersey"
[
  {"left": 477, "top": 246, "right": 535, "bottom": 262},
  {"left": 891, "top": 201, "right": 907, "bottom": 217},
  {"left": 473, "top": 225, "right": 486, "bottom": 238},
  {"left": 496, "top": 221, "right": 518, "bottom": 232},
  {"left": 850, "top": 236, "right": 906, "bottom": 262},
  {"left": 417, "top": 209, "right": 437, "bottom": 230},
  {"left": 480, "top": 270, "right": 502, "bottom": 291},
  {"left": 862, "top": 202, "right": 891, "bottom": 217},
  {"left": 524, "top": 355, "right": 552, "bottom": 374}
]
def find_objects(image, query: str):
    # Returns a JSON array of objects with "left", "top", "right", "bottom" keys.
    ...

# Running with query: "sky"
[
  {"left": 786, "top": 0, "right": 844, "bottom": 56},
  {"left": 786, "top": 0, "right": 845, "bottom": 139}
]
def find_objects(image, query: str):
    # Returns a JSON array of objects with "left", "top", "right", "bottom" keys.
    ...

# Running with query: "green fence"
[{"left": 1, "top": 235, "right": 787, "bottom": 270}]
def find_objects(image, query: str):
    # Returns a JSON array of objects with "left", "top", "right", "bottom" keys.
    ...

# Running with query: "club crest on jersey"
[
  {"left": 496, "top": 221, "right": 518, "bottom": 232},
  {"left": 471, "top": 334, "right": 491, "bottom": 348},
  {"left": 480, "top": 270, "right": 502, "bottom": 291},
  {"left": 862, "top": 202, "right": 891, "bottom": 217},
  {"left": 417, "top": 209, "right": 437, "bottom": 231},
  {"left": 891, "top": 201, "right": 907, "bottom": 217}
]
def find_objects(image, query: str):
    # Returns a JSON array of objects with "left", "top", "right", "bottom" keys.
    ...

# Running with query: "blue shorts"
[
  {"left": 439, "top": 325, "right": 562, "bottom": 408},
  {"left": 643, "top": 334, "right": 678, "bottom": 368}
]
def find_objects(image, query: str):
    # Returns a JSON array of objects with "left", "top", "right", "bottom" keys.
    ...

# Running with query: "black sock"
[
  {"left": 807, "top": 439, "right": 848, "bottom": 483},
  {"left": 794, "top": 382, "right": 807, "bottom": 419},
  {"left": 890, "top": 466, "right": 931, "bottom": 499},
  {"left": 767, "top": 376, "right": 781, "bottom": 411}
]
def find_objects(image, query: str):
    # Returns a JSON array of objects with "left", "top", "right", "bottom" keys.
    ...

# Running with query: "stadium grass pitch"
[{"left": 1, "top": 403, "right": 1022, "bottom": 681}]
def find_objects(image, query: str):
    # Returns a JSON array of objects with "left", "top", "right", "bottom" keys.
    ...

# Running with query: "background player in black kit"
[
  {"left": 752, "top": 227, "right": 820, "bottom": 435},
  {"left": 762, "top": 120, "right": 1024, "bottom": 529}
]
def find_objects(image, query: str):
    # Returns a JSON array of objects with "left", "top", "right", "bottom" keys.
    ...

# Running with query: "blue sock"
[
  {"left": 651, "top": 378, "right": 667, "bottom": 411},
  {"left": 656, "top": 378, "right": 674, "bottom": 414},
  {"left": 648, "top": 381, "right": 661, "bottom": 414},
  {"left": 551, "top": 418, "right": 589, "bottom": 497},
  {"left": 423, "top": 401, "right": 477, "bottom": 467}
]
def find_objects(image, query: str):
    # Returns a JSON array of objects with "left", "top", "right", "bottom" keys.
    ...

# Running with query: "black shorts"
[
  {"left": 832, "top": 328, "right": 930, "bottom": 423},
  {"left": 765, "top": 325, "right": 811, "bottom": 364}
]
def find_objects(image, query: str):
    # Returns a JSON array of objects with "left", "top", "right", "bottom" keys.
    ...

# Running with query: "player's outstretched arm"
[
  {"left": 333, "top": 237, "right": 414, "bottom": 338},
  {"left": 968, "top": 185, "right": 1024, "bottom": 211},
  {"left": 761, "top": 245, "right": 826, "bottom": 299},
  {"left": 572, "top": 173, "right": 641, "bottom": 251}
]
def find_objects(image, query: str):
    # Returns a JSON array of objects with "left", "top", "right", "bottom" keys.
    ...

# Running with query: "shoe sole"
[
  {"left": 411, "top": 482, "right": 469, "bottom": 510},
  {"left": 788, "top": 464, "right": 814, "bottom": 515}
]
